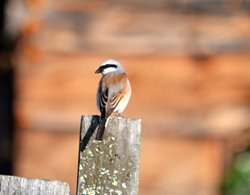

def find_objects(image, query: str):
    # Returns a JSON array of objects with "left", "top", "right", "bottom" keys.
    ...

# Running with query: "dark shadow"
[{"left": 79, "top": 115, "right": 99, "bottom": 152}]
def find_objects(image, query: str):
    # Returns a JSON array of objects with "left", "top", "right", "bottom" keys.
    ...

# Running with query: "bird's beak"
[{"left": 95, "top": 67, "right": 102, "bottom": 74}]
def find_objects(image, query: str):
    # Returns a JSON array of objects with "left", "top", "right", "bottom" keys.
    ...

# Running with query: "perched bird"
[{"left": 95, "top": 59, "right": 131, "bottom": 140}]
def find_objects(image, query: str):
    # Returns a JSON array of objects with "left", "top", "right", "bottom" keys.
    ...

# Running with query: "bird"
[{"left": 95, "top": 59, "right": 131, "bottom": 140}]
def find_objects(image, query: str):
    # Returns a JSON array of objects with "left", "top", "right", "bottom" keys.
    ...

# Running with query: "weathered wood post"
[
  {"left": 0, "top": 175, "right": 70, "bottom": 194},
  {"left": 77, "top": 115, "right": 141, "bottom": 195}
]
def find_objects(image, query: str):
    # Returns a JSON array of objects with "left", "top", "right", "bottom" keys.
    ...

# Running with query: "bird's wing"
[
  {"left": 99, "top": 73, "right": 128, "bottom": 118},
  {"left": 97, "top": 79, "right": 108, "bottom": 119}
]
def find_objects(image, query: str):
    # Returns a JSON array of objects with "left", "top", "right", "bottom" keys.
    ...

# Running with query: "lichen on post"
[{"left": 77, "top": 115, "right": 141, "bottom": 195}]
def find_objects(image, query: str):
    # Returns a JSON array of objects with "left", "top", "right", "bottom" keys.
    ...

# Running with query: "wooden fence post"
[
  {"left": 0, "top": 175, "right": 70, "bottom": 194},
  {"left": 77, "top": 115, "right": 141, "bottom": 195}
]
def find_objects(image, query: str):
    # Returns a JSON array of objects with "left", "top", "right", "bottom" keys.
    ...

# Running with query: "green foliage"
[{"left": 222, "top": 151, "right": 250, "bottom": 195}]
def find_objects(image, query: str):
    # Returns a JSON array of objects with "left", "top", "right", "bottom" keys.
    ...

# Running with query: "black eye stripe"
[{"left": 102, "top": 64, "right": 117, "bottom": 69}]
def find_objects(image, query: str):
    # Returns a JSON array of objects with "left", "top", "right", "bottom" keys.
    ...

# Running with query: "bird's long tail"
[{"left": 95, "top": 117, "right": 108, "bottom": 140}]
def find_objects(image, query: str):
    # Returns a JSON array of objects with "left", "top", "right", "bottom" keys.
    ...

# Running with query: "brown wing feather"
[
  {"left": 96, "top": 73, "right": 129, "bottom": 140},
  {"left": 100, "top": 88, "right": 108, "bottom": 108},
  {"left": 98, "top": 73, "right": 128, "bottom": 118}
]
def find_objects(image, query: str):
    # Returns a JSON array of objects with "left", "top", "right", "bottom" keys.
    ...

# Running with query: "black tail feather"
[{"left": 95, "top": 118, "right": 107, "bottom": 140}]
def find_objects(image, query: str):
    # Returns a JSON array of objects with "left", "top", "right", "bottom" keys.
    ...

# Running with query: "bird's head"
[{"left": 95, "top": 59, "right": 125, "bottom": 75}]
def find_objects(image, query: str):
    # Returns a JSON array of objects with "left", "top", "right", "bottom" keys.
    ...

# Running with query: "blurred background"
[{"left": 1, "top": 0, "right": 250, "bottom": 194}]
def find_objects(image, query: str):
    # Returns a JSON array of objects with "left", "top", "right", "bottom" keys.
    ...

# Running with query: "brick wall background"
[{"left": 6, "top": 0, "right": 250, "bottom": 194}]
